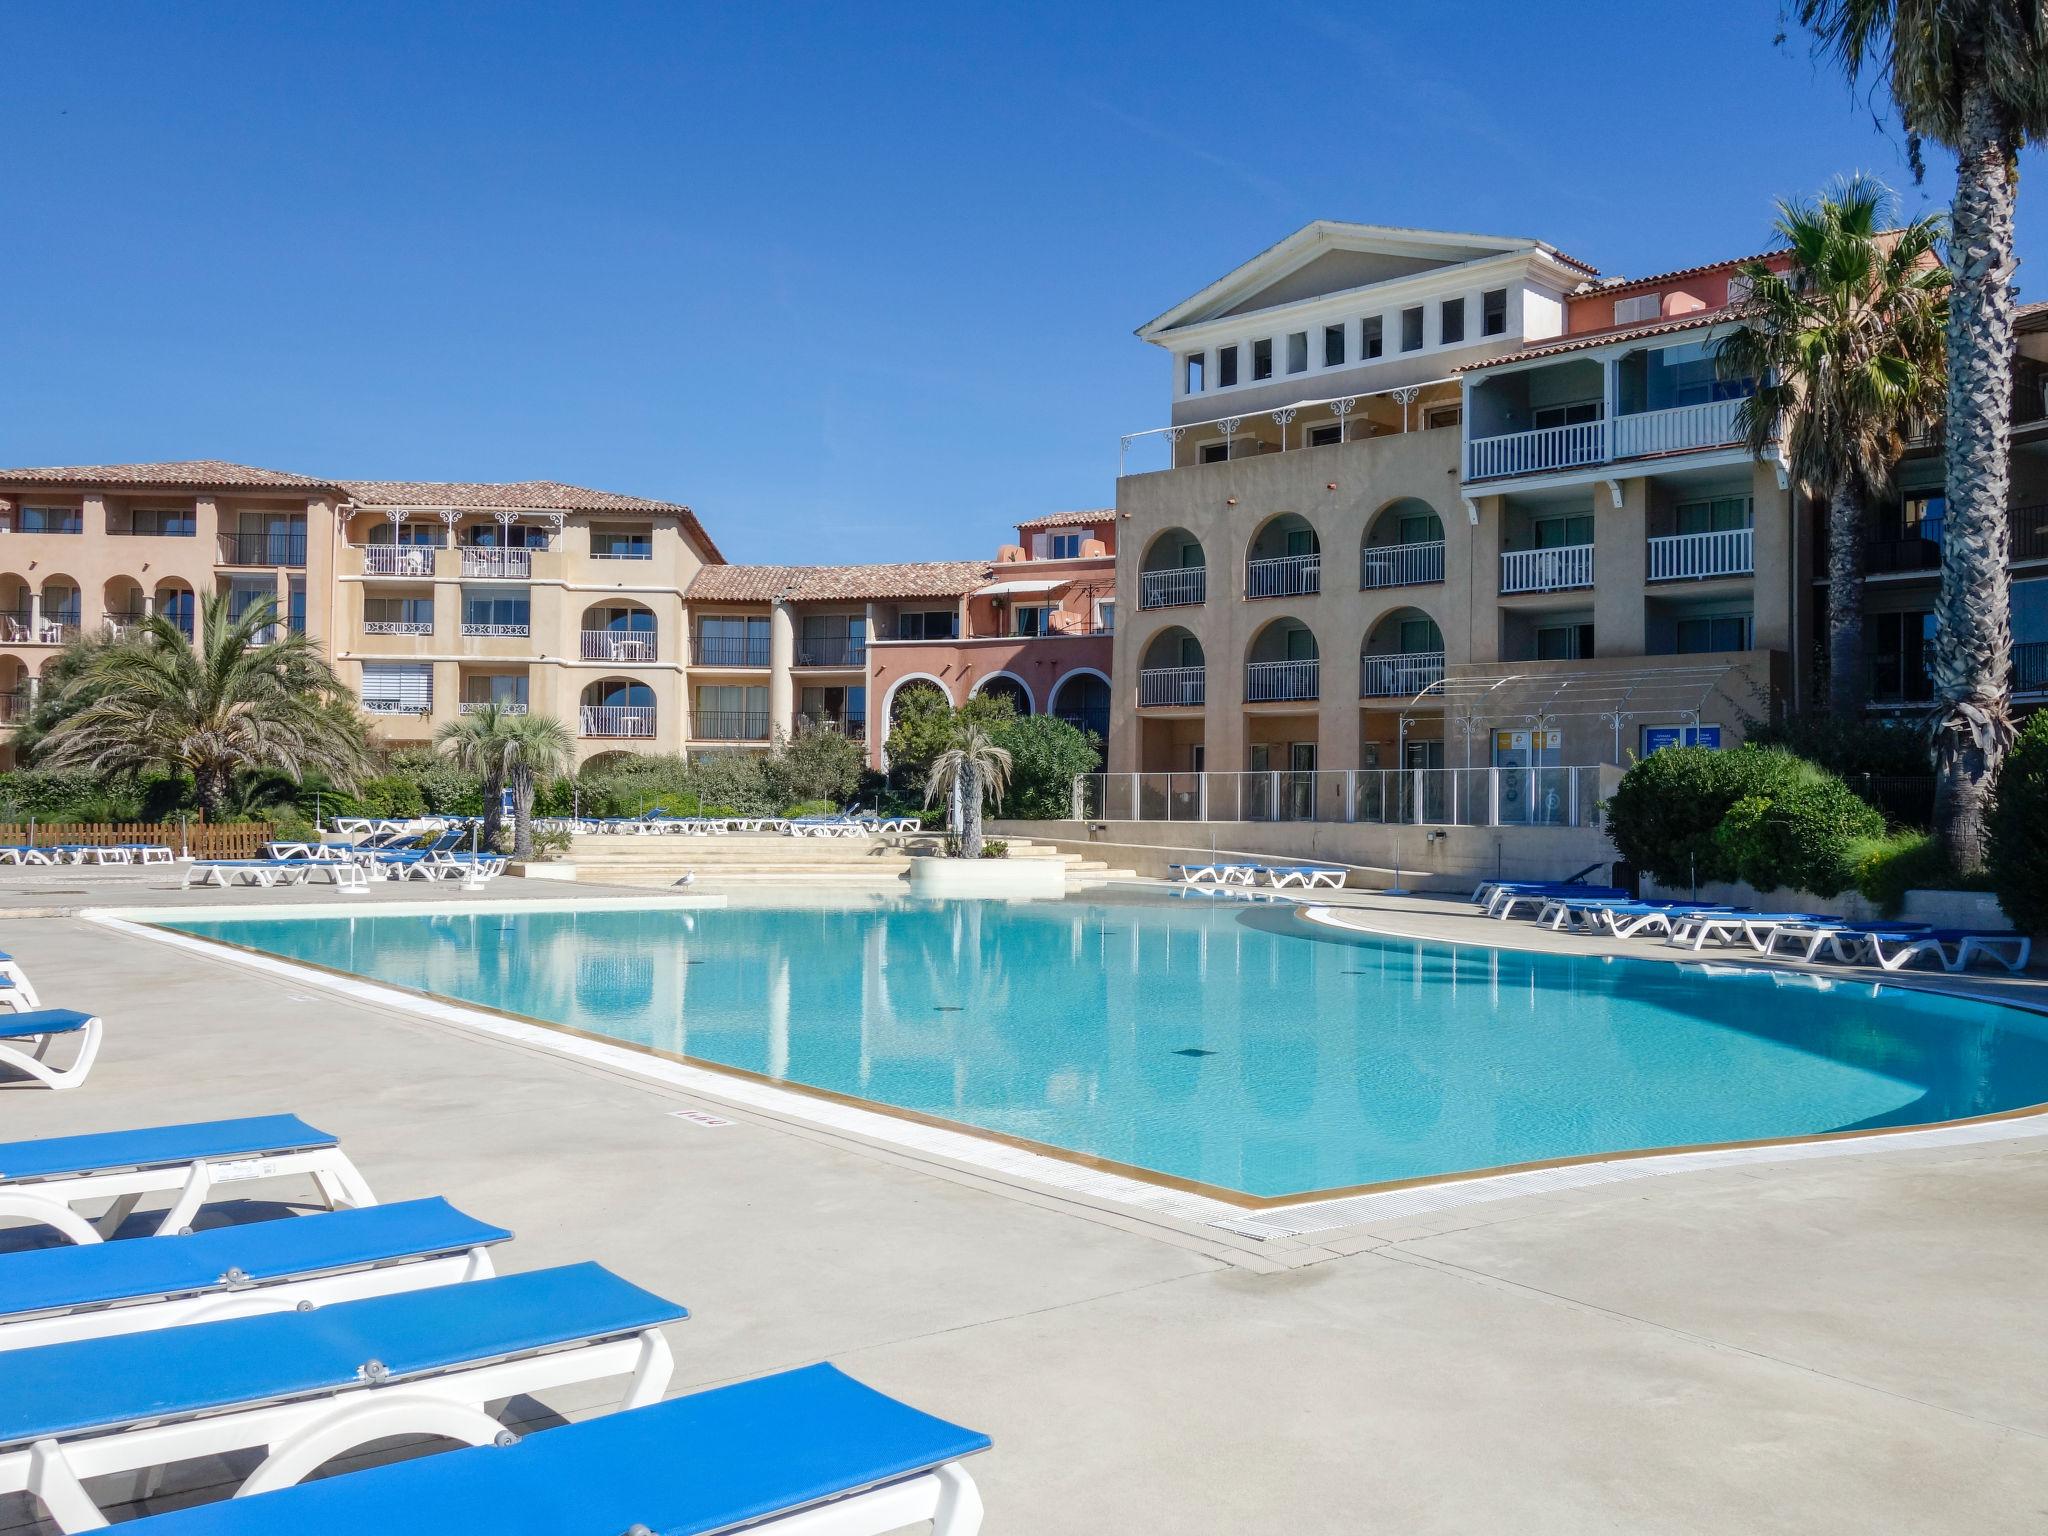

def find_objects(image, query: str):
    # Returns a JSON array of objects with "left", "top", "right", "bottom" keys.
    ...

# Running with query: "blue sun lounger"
[
  {"left": 114, "top": 1361, "right": 990, "bottom": 1536},
  {"left": 1863, "top": 927, "right": 2033, "bottom": 973},
  {"left": 0, "top": 1262, "right": 686, "bottom": 1533},
  {"left": 0, "top": 1196, "right": 510, "bottom": 1350},
  {"left": 0, "top": 1007, "right": 102, "bottom": 1091},
  {"left": 0, "top": 1113, "right": 377, "bottom": 1245}
]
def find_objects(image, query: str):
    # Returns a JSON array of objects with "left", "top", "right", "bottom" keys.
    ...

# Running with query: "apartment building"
[
  {"left": 0, "top": 460, "right": 1117, "bottom": 771},
  {"left": 1109, "top": 220, "right": 2048, "bottom": 831}
]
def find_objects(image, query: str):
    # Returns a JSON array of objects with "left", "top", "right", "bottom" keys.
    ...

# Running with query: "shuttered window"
[{"left": 361, "top": 662, "right": 432, "bottom": 715}]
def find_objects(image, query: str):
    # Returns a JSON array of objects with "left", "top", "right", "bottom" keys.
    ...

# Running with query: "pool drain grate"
[{"left": 1173, "top": 1047, "right": 1217, "bottom": 1057}]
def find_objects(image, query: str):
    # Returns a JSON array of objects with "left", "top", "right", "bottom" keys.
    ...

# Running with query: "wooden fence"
[{"left": 0, "top": 822, "right": 274, "bottom": 858}]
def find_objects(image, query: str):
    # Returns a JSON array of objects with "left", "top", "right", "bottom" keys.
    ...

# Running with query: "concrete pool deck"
[{"left": 3, "top": 883, "right": 2047, "bottom": 1531}]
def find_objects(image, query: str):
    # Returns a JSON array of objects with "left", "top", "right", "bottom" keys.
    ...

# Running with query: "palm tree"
[
  {"left": 922, "top": 721, "right": 1012, "bottom": 858},
  {"left": 1715, "top": 176, "right": 1948, "bottom": 714},
  {"left": 1795, "top": 1, "right": 2048, "bottom": 865},
  {"left": 499, "top": 712, "right": 573, "bottom": 859},
  {"left": 38, "top": 591, "right": 369, "bottom": 820},
  {"left": 434, "top": 704, "right": 515, "bottom": 851}
]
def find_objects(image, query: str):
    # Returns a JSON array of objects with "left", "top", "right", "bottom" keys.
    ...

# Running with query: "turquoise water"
[{"left": 159, "top": 895, "right": 2048, "bottom": 1199}]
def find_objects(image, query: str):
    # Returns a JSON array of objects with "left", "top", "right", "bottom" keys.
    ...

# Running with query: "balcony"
[
  {"left": 102, "top": 610, "right": 147, "bottom": 640},
  {"left": 1866, "top": 536, "right": 1943, "bottom": 575},
  {"left": 363, "top": 544, "right": 438, "bottom": 577},
  {"left": 218, "top": 531, "right": 307, "bottom": 567},
  {"left": 1360, "top": 540, "right": 1445, "bottom": 590},
  {"left": 692, "top": 710, "right": 769, "bottom": 741},
  {"left": 694, "top": 637, "right": 770, "bottom": 667},
  {"left": 0, "top": 690, "right": 23, "bottom": 724},
  {"left": 363, "top": 619, "right": 434, "bottom": 636},
  {"left": 1139, "top": 567, "right": 1206, "bottom": 609},
  {"left": 364, "top": 697, "right": 432, "bottom": 717},
  {"left": 1501, "top": 544, "right": 1594, "bottom": 595},
  {"left": 2016, "top": 504, "right": 2048, "bottom": 563},
  {"left": 461, "top": 621, "right": 531, "bottom": 639},
  {"left": 1467, "top": 421, "right": 1606, "bottom": 480},
  {"left": 580, "top": 704, "right": 656, "bottom": 738},
  {"left": 581, "top": 630, "right": 658, "bottom": 663},
  {"left": 460, "top": 699, "right": 529, "bottom": 715},
  {"left": 796, "top": 637, "right": 867, "bottom": 667},
  {"left": 1360, "top": 651, "right": 1446, "bottom": 698},
  {"left": 460, "top": 547, "right": 531, "bottom": 580},
  {"left": 1245, "top": 659, "right": 1318, "bottom": 703},
  {"left": 1138, "top": 666, "right": 1205, "bottom": 707},
  {"left": 1245, "top": 553, "right": 1320, "bottom": 600},
  {"left": 1648, "top": 527, "right": 1753, "bottom": 582},
  {"left": 0, "top": 611, "right": 77, "bottom": 645},
  {"left": 1610, "top": 398, "right": 1745, "bottom": 459},
  {"left": 803, "top": 714, "right": 867, "bottom": 741},
  {"left": 1465, "top": 398, "right": 1745, "bottom": 481}
]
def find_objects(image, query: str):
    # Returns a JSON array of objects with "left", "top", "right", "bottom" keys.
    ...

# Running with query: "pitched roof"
[
  {"left": 1575, "top": 250, "right": 1782, "bottom": 299},
  {"left": 1458, "top": 310, "right": 1731, "bottom": 372},
  {"left": 0, "top": 459, "right": 336, "bottom": 491},
  {"left": 686, "top": 560, "right": 991, "bottom": 603},
  {"left": 1015, "top": 509, "right": 1113, "bottom": 531},
  {"left": 339, "top": 478, "right": 724, "bottom": 561}
]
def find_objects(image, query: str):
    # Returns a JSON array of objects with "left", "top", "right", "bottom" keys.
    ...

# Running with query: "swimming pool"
[{"left": 156, "top": 894, "right": 2048, "bottom": 1201}]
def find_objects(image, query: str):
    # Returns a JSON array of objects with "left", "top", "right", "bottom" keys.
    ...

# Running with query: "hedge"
[
  {"left": 1989, "top": 712, "right": 2048, "bottom": 933},
  {"left": 1604, "top": 746, "right": 1817, "bottom": 886}
]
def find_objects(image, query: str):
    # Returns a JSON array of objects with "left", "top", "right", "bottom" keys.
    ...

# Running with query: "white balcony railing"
[
  {"left": 460, "top": 699, "right": 529, "bottom": 714},
  {"left": 363, "top": 619, "right": 434, "bottom": 636},
  {"left": 580, "top": 630, "right": 658, "bottom": 662},
  {"left": 580, "top": 704, "right": 656, "bottom": 738},
  {"left": 364, "top": 698, "right": 431, "bottom": 716},
  {"left": 1611, "top": 397, "right": 1746, "bottom": 459},
  {"left": 1360, "top": 651, "right": 1446, "bottom": 697},
  {"left": 1139, "top": 566, "right": 1206, "bottom": 608},
  {"left": 1245, "top": 552, "right": 1321, "bottom": 599},
  {"left": 1466, "top": 420, "right": 1607, "bottom": 480},
  {"left": 362, "top": 544, "right": 438, "bottom": 577},
  {"left": 1138, "top": 666, "right": 1205, "bottom": 707},
  {"left": 462, "top": 622, "right": 531, "bottom": 638},
  {"left": 1245, "top": 658, "right": 1319, "bottom": 702},
  {"left": 1359, "top": 540, "right": 1446, "bottom": 589},
  {"left": 1648, "top": 526, "right": 1754, "bottom": 581},
  {"left": 1501, "top": 544, "right": 1595, "bottom": 594},
  {"left": 460, "top": 547, "right": 531, "bottom": 579}
]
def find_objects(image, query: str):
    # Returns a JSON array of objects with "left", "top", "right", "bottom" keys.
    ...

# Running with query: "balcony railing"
[
  {"left": 694, "top": 637, "right": 770, "bottom": 667},
  {"left": 364, "top": 697, "right": 432, "bottom": 717},
  {"left": 1648, "top": 527, "right": 1753, "bottom": 581},
  {"left": 581, "top": 630, "right": 658, "bottom": 662},
  {"left": 1501, "top": 544, "right": 1594, "bottom": 594},
  {"left": 363, "top": 619, "right": 434, "bottom": 636},
  {"left": 1056, "top": 709, "right": 1110, "bottom": 740},
  {"left": 462, "top": 621, "right": 531, "bottom": 638},
  {"left": 1467, "top": 421, "right": 1607, "bottom": 480},
  {"left": 1139, "top": 567, "right": 1206, "bottom": 609},
  {"left": 1610, "top": 397, "right": 1745, "bottom": 459},
  {"left": 2015, "top": 504, "right": 2048, "bottom": 563},
  {"left": 590, "top": 547, "right": 653, "bottom": 561},
  {"left": 1866, "top": 536, "right": 1943, "bottom": 574},
  {"left": 1077, "top": 766, "right": 1604, "bottom": 828},
  {"left": 691, "top": 710, "right": 769, "bottom": 741},
  {"left": 1360, "top": 540, "right": 1445, "bottom": 589},
  {"left": 2016, "top": 640, "right": 2048, "bottom": 693},
  {"left": 102, "top": 611, "right": 147, "bottom": 639},
  {"left": 363, "top": 544, "right": 438, "bottom": 577},
  {"left": 218, "top": 531, "right": 307, "bottom": 567},
  {"left": 0, "top": 610, "right": 77, "bottom": 644},
  {"left": 1245, "top": 553, "right": 1321, "bottom": 599},
  {"left": 802, "top": 714, "right": 867, "bottom": 741},
  {"left": 1360, "top": 651, "right": 1446, "bottom": 697},
  {"left": 460, "top": 699, "right": 529, "bottom": 714},
  {"left": 581, "top": 704, "right": 657, "bottom": 738},
  {"left": 796, "top": 637, "right": 867, "bottom": 667},
  {"left": 460, "top": 547, "right": 532, "bottom": 579},
  {"left": 1138, "top": 666, "right": 1205, "bottom": 707},
  {"left": 0, "top": 690, "right": 23, "bottom": 723},
  {"left": 1245, "top": 658, "right": 1319, "bottom": 702}
]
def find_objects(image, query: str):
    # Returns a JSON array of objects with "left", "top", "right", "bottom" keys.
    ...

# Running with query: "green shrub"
[
  {"left": 1989, "top": 712, "right": 2048, "bottom": 932},
  {"left": 1711, "top": 774, "right": 1885, "bottom": 896},
  {"left": 1605, "top": 746, "right": 1815, "bottom": 886},
  {"left": 979, "top": 838, "right": 1009, "bottom": 859},
  {"left": 992, "top": 714, "right": 1097, "bottom": 820},
  {"left": 687, "top": 751, "right": 773, "bottom": 815},
  {"left": 1745, "top": 711, "right": 1929, "bottom": 778},
  {"left": 780, "top": 798, "right": 838, "bottom": 818},
  {"left": 763, "top": 723, "right": 864, "bottom": 809},
  {"left": 384, "top": 747, "right": 481, "bottom": 816},
  {"left": 1849, "top": 830, "right": 1988, "bottom": 915}
]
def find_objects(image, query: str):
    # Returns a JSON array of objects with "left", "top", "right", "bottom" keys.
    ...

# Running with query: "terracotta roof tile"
[
  {"left": 1459, "top": 311, "right": 1731, "bottom": 372},
  {"left": 1014, "top": 508, "right": 1114, "bottom": 531},
  {"left": 0, "top": 459, "right": 336, "bottom": 491},
  {"left": 339, "top": 480, "right": 724, "bottom": 563},
  {"left": 686, "top": 560, "right": 991, "bottom": 603}
]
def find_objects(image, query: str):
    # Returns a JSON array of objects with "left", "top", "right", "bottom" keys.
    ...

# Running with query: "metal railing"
[
  {"left": 581, "top": 630, "right": 658, "bottom": 662},
  {"left": 461, "top": 621, "right": 531, "bottom": 638},
  {"left": 1501, "top": 544, "right": 1594, "bottom": 594},
  {"left": 1648, "top": 527, "right": 1753, "bottom": 581},
  {"left": 1139, "top": 567, "right": 1206, "bottom": 609},
  {"left": 0, "top": 690, "right": 22, "bottom": 723},
  {"left": 580, "top": 704, "right": 657, "bottom": 737},
  {"left": 364, "top": 697, "right": 432, "bottom": 716},
  {"left": 460, "top": 699, "right": 529, "bottom": 714},
  {"left": 1360, "top": 651, "right": 1446, "bottom": 697},
  {"left": 2015, "top": 503, "right": 2048, "bottom": 563},
  {"left": 1466, "top": 420, "right": 1606, "bottom": 479},
  {"left": 801, "top": 714, "right": 866, "bottom": 741},
  {"left": 363, "top": 619, "right": 434, "bottom": 636},
  {"left": 1245, "top": 658, "right": 1318, "bottom": 702},
  {"left": 691, "top": 710, "right": 769, "bottom": 741},
  {"left": 363, "top": 544, "right": 438, "bottom": 577},
  {"left": 590, "top": 547, "right": 653, "bottom": 561},
  {"left": 1245, "top": 552, "right": 1321, "bottom": 599},
  {"left": 218, "top": 531, "right": 307, "bottom": 567},
  {"left": 693, "top": 636, "right": 770, "bottom": 667},
  {"left": 460, "top": 547, "right": 532, "bottom": 579},
  {"left": 1138, "top": 666, "right": 1205, "bottom": 707},
  {"left": 2016, "top": 640, "right": 2048, "bottom": 692},
  {"left": 1610, "top": 397, "right": 1745, "bottom": 458},
  {"left": 1360, "top": 540, "right": 1445, "bottom": 589},
  {"left": 796, "top": 637, "right": 867, "bottom": 667},
  {"left": 1076, "top": 766, "right": 1604, "bottom": 827},
  {"left": 1056, "top": 710, "right": 1110, "bottom": 740}
]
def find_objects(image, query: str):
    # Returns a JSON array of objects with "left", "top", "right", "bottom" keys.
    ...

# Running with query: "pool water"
[{"left": 158, "top": 895, "right": 2048, "bottom": 1200}]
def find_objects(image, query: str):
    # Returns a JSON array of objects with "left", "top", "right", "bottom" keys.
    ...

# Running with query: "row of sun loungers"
[
  {"left": 564, "top": 812, "right": 922, "bottom": 836},
  {"left": 1474, "top": 880, "right": 2031, "bottom": 975},
  {"left": 1169, "top": 862, "right": 1349, "bottom": 889},
  {"left": 0, "top": 1113, "right": 993, "bottom": 1532},
  {"left": 0, "top": 844, "right": 175, "bottom": 866}
]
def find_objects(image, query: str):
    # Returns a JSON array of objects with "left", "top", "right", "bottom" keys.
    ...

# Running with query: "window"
[
  {"left": 1532, "top": 401, "right": 1603, "bottom": 431},
  {"left": 18, "top": 506, "right": 82, "bottom": 534},
  {"left": 1252, "top": 338, "right": 1274, "bottom": 381},
  {"left": 1674, "top": 613, "right": 1753, "bottom": 653},
  {"left": 466, "top": 674, "right": 529, "bottom": 708},
  {"left": 1284, "top": 526, "right": 1316, "bottom": 558},
  {"left": 1049, "top": 532, "right": 1082, "bottom": 559},
  {"left": 798, "top": 613, "right": 864, "bottom": 665},
  {"left": 1423, "top": 404, "right": 1462, "bottom": 430},
  {"left": 222, "top": 580, "right": 271, "bottom": 627},
  {"left": 1361, "top": 316, "right": 1384, "bottom": 359},
  {"left": 1482, "top": 288, "right": 1508, "bottom": 336},
  {"left": 1400, "top": 307, "right": 1424, "bottom": 352},
  {"left": 1615, "top": 293, "right": 1662, "bottom": 324},
  {"left": 462, "top": 589, "right": 531, "bottom": 633},
  {"left": 1534, "top": 514, "right": 1595, "bottom": 548},
  {"left": 591, "top": 525, "right": 652, "bottom": 559},
  {"left": 1217, "top": 345, "right": 1239, "bottom": 388},
  {"left": 1199, "top": 442, "right": 1231, "bottom": 465},
  {"left": 463, "top": 522, "right": 546, "bottom": 549},
  {"left": 1675, "top": 496, "right": 1753, "bottom": 534},
  {"left": 1901, "top": 489, "right": 1946, "bottom": 545},
  {"left": 1286, "top": 331, "right": 1308, "bottom": 374},
  {"left": 1872, "top": 611, "right": 1936, "bottom": 701},
  {"left": 698, "top": 614, "right": 772, "bottom": 663},
  {"left": 1013, "top": 604, "right": 1055, "bottom": 637},
  {"left": 1534, "top": 622, "right": 1595, "bottom": 660},
  {"left": 695, "top": 684, "right": 769, "bottom": 739},
  {"left": 361, "top": 662, "right": 432, "bottom": 715},
  {"left": 1307, "top": 423, "right": 1343, "bottom": 448},
  {"left": 371, "top": 522, "right": 444, "bottom": 547},
  {"left": 800, "top": 684, "right": 865, "bottom": 733},
  {"left": 1095, "top": 600, "right": 1115, "bottom": 633},
  {"left": 896, "top": 609, "right": 958, "bottom": 641},
  {"left": 1397, "top": 617, "right": 1443, "bottom": 653},
  {"left": 1184, "top": 353, "right": 1205, "bottom": 393},
  {"left": 1323, "top": 324, "right": 1346, "bottom": 368},
  {"left": 363, "top": 595, "right": 433, "bottom": 630},
  {"left": 1283, "top": 626, "right": 1316, "bottom": 662},
  {"left": 1396, "top": 510, "right": 1444, "bottom": 544},
  {"left": 1440, "top": 297, "right": 1466, "bottom": 346},
  {"left": 127, "top": 508, "right": 195, "bottom": 537},
  {"left": 1725, "top": 273, "right": 1754, "bottom": 305}
]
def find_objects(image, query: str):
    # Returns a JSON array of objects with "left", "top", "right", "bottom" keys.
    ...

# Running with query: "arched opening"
[
  {"left": 1360, "top": 608, "right": 1446, "bottom": 697},
  {"left": 1244, "top": 514, "right": 1320, "bottom": 599},
  {"left": 1138, "top": 627, "right": 1204, "bottom": 707},
  {"left": 887, "top": 677, "right": 950, "bottom": 725},
  {"left": 1049, "top": 671, "right": 1110, "bottom": 742},
  {"left": 0, "top": 574, "right": 28, "bottom": 642},
  {"left": 1138, "top": 527, "right": 1207, "bottom": 609},
  {"left": 1361, "top": 499, "right": 1447, "bottom": 589},
  {"left": 1245, "top": 618, "right": 1319, "bottom": 699},
  {"left": 579, "top": 678, "right": 655, "bottom": 738},
  {"left": 581, "top": 601, "right": 657, "bottom": 663},
  {"left": 38, "top": 577, "right": 81, "bottom": 642},
  {"left": 103, "top": 577, "right": 145, "bottom": 637},
  {"left": 0, "top": 655, "right": 28, "bottom": 724},
  {"left": 972, "top": 672, "right": 1033, "bottom": 716},
  {"left": 154, "top": 582, "right": 196, "bottom": 641},
  {"left": 1244, "top": 618, "right": 1319, "bottom": 815}
]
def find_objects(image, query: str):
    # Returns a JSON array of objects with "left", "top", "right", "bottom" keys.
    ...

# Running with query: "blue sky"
[{"left": 3, "top": 2, "right": 2037, "bottom": 563}]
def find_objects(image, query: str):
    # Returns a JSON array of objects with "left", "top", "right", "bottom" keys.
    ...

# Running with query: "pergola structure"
[{"left": 1400, "top": 662, "right": 1758, "bottom": 767}]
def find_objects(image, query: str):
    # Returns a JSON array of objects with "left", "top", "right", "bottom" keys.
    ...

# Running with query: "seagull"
[{"left": 673, "top": 870, "right": 695, "bottom": 887}]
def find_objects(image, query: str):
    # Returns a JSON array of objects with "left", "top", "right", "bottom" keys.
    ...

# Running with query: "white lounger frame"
[
  {"left": 0, "top": 1144, "right": 379, "bottom": 1246},
  {"left": 0, "top": 1015, "right": 102, "bottom": 1092},
  {"left": 755, "top": 1462, "right": 984, "bottom": 1535},
  {"left": 2, "top": 1316, "right": 675, "bottom": 1533}
]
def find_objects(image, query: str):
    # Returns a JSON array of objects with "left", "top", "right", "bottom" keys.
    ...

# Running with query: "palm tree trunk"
[
  {"left": 962, "top": 760, "right": 983, "bottom": 858},
  {"left": 480, "top": 771, "right": 505, "bottom": 852},
  {"left": 194, "top": 763, "right": 228, "bottom": 824},
  {"left": 1933, "top": 75, "right": 2021, "bottom": 872},
  {"left": 1824, "top": 478, "right": 1869, "bottom": 715},
  {"left": 511, "top": 770, "right": 535, "bottom": 860}
]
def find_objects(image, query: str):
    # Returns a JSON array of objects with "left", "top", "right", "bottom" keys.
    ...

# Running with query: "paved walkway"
[{"left": 2, "top": 895, "right": 2046, "bottom": 1532}]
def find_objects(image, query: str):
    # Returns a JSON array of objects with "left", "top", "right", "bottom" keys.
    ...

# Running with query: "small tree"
[
  {"left": 993, "top": 714, "right": 1100, "bottom": 819},
  {"left": 884, "top": 686, "right": 1013, "bottom": 798},
  {"left": 923, "top": 722, "right": 1012, "bottom": 858},
  {"left": 434, "top": 705, "right": 516, "bottom": 850},
  {"left": 499, "top": 713, "right": 573, "bottom": 860},
  {"left": 1987, "top": 711, "right": 2048, "bottom": 931},
  {"left": 765, "top": 719, "right": 864, "bottom": 810}
]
